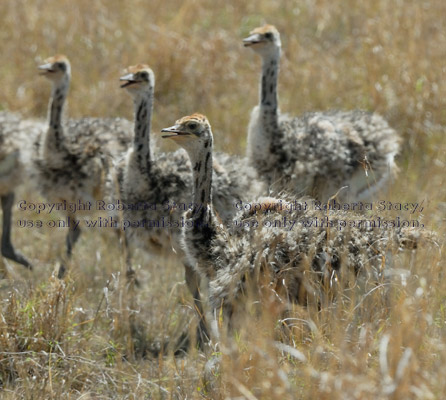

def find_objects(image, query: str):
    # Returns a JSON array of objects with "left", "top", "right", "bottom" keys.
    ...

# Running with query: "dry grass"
[{"left": 0, "top": 0, "right": 445, "bottom": 398}]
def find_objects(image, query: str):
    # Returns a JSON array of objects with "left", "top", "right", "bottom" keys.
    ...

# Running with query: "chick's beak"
[
  {"left": 38, "top": 63, "right": 54, "bottom": 75},
  {"left": 161, "top": 125, "right": 190, "bottom": 139},
  {"left": 242, "top": 33, "right": 264, "bottom": 47},
  {"left": 120, "top": 73, "right": 138, "bottom": 88}
]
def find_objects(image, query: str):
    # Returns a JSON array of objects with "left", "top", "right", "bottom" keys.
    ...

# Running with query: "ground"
[{"left": 0, "top": 0, "right": 445, "bottom": 398}]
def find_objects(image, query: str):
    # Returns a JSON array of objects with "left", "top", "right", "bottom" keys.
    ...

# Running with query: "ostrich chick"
[
  {"left": 243, "top": 25, "right": 400, "bottom": 202},
  {"left": 34, "top": 55, "right": 132, "bottom": 277},
  {"left": 162, "top": 114, "right": 427, "bottom": 339},
  {"left": 115, "top": 65, "right": 265, "bottom": 344},
  {"left": 0, "top": 111, "right": 46, "bottom": 270}
]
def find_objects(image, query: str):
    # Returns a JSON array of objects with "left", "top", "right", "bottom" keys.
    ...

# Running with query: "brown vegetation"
[{"left": 0, "top": 0, "right": 445, "bottom": 398}]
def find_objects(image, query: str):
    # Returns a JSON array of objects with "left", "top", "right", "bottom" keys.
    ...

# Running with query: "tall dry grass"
[{"left": 0, "top": 0, "right": 445, "bottom": 398}]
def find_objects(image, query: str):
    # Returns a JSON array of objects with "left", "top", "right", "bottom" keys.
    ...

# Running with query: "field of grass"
[{"left": 0, "top": 0, "right": 445, "bottom": 398}]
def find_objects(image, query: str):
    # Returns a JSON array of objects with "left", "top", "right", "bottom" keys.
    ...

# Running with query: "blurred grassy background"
[
  {"left": 0, "top": 0, "right": 445, "bottom": 398},
  {"left": 1, "top": 0, "right": 445, "bottom": 153}
]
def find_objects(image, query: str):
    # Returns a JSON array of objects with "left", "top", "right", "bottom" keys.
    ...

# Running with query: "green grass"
[{"left": 1, "top": 0, "right": 446, "bottom": 398}]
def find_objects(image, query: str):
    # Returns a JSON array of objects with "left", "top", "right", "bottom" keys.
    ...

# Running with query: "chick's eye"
[
  {"left": 265, "top": 32, "right": 273, "bottom": 39},
  {"left": 188, "top": 123, "right": 197, "bottom": 130},
  {"left": 55, "top": 62, "right": 66, "bottom": 72},
  {"left": 140, "top": 71, "right": 148, "bottom": 80}
]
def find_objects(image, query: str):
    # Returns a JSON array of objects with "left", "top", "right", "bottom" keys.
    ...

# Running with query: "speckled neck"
[
  {"left": 45, "top": 74, "right": 70, "bottom": 151},
  {"left": 246, "top": 49, "right": 283, "bottom": 170},
  {"left": 182, "top": 133, "right": 216, "bottom": 271},
  {"left": 258, "top": 50, "right": 282, "bottom": 146},
  {"left": 132, "top": 90, "right": 153, "bottom": 172},
  {"left": 260, "top": 51, "right": 280, "bottom": 112},
  {"left": 189, "top": 136, "right": 213, "bottom": 226}
]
